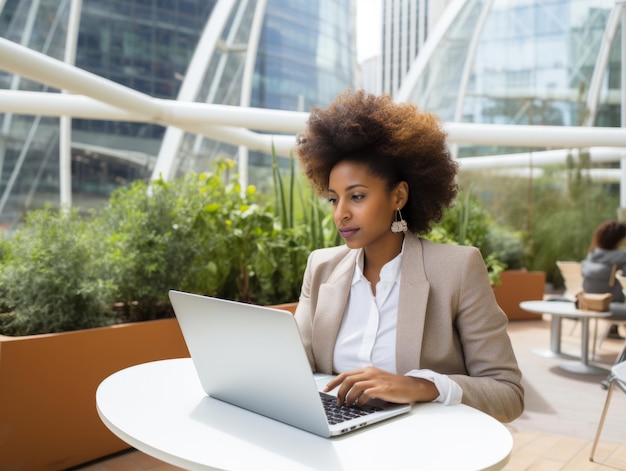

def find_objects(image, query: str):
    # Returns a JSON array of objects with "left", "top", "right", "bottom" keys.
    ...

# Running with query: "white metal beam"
[
  {"left": 3, "top": 90, "right": 626, "bottom": 150},
  {"left": 237, "top": 0, "right": 268, "bottom": 189},
  {"left": 396, "top": 0, "right": 467, "bottom": 102},
  {"left": 0, "top": 90, "right": 309, "bottom": 132},
  {"left": 445, "top": 122, "right": 626, "bottom": 148},
  {"left": 451, "top": 0, "right": 493, "bottom": 158},
  {"left": 0, "top": 37, "right": 161, "bottom": 119},
  {"left": 452, "top": 0, "right": 493, "bottom": 123},
  {"left": 152, "top": 0, "right": 239, "bottom": 181},
  {"left": 59, "top": 0, "right": 82, "bottom": 210},
  {"left": 457, "top": 147, "right": 623, "bottom": 170},
  {"left": 585, "top": 3, "right": 622, "bottom": 126}
]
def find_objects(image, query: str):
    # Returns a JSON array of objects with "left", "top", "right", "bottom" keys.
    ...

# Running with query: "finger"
[
  {"left": 350, "top": 381, "right": 377, "bottom": 406},
  {"left": 343, "top": 385, "right": 360, "bottom": 407},
  {"left": 323, "top": 373, "right": 346, "bottom": 392},
  {"left": 354, "top": 388, "right": 373, "bottom": 406},
  {"left": 324, "top": 369, "right": 371, "bottom": 405},
  {"left": 332, "top": 373, "right": 359, "bottom": 405},
  {"left": 336, "top": 380, "right": 353, "bottom": 406},
  {"left": 344, "top": 378, "right": 375, "bottom": 407}
]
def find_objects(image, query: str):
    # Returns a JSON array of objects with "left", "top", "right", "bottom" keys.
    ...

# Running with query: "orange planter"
[
  {"left": 493, "top": 269, "right": 546, "bottom": 321},
  {"left": 268, "top": 301, "right": 298, "bottom": 314},
  {"left": 0, "top": 302, "right": 298, "bottom": 470},
  {"left": 0, "top": 318, "right": 190, "bottom": 471}
]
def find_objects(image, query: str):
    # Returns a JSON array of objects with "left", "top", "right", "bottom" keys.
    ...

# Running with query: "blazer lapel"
[
  {"left": 396, "top": 235, "right": 430, "bottom": 374},
  {"left": 312, "top": 250, "right": 357, "bottom": 374}
]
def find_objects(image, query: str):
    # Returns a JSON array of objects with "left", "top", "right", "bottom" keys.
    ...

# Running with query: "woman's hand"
[{"left": 323, "top": 366, "right": 439, "bottom": 406}]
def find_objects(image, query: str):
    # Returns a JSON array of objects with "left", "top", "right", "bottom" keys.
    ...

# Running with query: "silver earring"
[{"left": 391, "top": 208, "right": 408, "bottom": 233}]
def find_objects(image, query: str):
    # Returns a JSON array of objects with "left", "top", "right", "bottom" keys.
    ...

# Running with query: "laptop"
[{"left": 168, "top": 290, "right": 412, "bottom": 437}]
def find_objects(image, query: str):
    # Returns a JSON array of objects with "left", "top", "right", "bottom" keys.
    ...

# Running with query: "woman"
[
  {"left": 294, "top": 90, "right": 524, "bottom": 423},
  {"left": 582, "top": 221, "right": 626, "bottom": 338},
  {"left": 582, "top": 221, "right": 626, "bottom": 301}
]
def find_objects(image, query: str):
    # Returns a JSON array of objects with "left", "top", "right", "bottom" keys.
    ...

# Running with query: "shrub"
[
  {"left": 98, "top": 160, "right": 326, "bottom": 319},
  {"left": 0, "top": 159, "right": 338, "bottom": 335},
  {"left": 98, "top": 172, "right": 215, "bottom": 322},
  {"left": 0, "top": 208, "right": 115, "bottom": 335},
  {"left": 458, "top": 155, "right": 619, "bottom": 287}
]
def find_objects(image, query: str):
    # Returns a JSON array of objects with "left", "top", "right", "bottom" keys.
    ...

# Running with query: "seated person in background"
[
  {"left": 293, "top": 89, "right": 524, "bottom": 423},
  {"left": 582, "top": 220, "right": 626, "bottom": 338}
]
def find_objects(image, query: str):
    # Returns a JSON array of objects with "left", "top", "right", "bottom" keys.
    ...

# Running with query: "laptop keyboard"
[{"left": 319, "top": 392, "right": 383, "bottom": 425}]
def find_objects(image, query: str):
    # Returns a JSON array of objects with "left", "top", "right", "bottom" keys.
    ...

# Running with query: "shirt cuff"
[{"left": 404, "top": 369, "right": 463, "bottom": 406}]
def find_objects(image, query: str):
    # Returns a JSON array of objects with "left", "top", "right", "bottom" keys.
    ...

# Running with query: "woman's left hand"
[{"left": 323, "top": 366, "right": 439, "bottom": 406}]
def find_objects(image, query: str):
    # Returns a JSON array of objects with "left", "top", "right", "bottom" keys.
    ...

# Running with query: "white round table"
[
  {"left": 520, "top": 300, "right": 611, "bottom": 375},
  {"left": 96, "top": 358, "right": 513, "bottom": 471}
]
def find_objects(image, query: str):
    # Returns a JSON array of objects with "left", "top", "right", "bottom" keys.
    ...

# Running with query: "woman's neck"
[{"left": 362, "top": 233, "right": 405, "bottom": 286}]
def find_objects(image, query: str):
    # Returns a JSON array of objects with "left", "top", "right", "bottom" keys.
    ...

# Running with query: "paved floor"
[
  {"left": 74, "top": 316, "right": 626, "bottom": 471},
  {"left": 503, "top": 318, "right": 626, "bottom": 470}
]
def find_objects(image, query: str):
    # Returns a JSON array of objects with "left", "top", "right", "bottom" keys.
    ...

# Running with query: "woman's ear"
[{"left": 394, "top": 181, "right": 409, "bottom": 209}]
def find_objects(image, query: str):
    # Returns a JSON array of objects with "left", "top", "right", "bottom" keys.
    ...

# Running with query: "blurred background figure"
[{"left": 582, "top": 220, "right": 626, "bottom": 338}]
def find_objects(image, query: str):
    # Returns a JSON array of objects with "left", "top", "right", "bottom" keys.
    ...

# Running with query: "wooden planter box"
[
  {"left": 0, "top": 318, "right": 190, "bottom": 471},
  {"left": 493, "top": 270, "right": 545, "bottom": 321}
]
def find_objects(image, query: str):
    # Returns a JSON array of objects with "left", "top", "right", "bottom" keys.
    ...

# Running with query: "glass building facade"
[
  {"left": 398, "top": 0, "right": 621, "bottom": 157},
  {"left": 0, "top": 0, "right": 356, "bottom": 227},
  {"left": 254, "top": 0, "right": 354, "bottom": 111}
]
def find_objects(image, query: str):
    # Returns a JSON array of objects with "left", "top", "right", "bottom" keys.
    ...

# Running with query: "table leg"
[
  {"left": 531, "top": 315, "right": 577, "bottom": 359},
  {"left": 558, "top": 318, "right": 610, "bottom": 375},
  {"left": 551, "top": 315, "right": 562, "bottom": 353}
]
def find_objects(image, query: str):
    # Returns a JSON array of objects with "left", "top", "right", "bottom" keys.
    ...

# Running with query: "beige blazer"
[{"left": 295, "top": 233, "right": 524, "bottom": 423}]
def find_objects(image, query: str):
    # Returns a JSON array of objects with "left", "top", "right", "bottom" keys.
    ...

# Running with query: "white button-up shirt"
[{"left": 332, "top": 244, "right": 462, "bottom": 405}]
